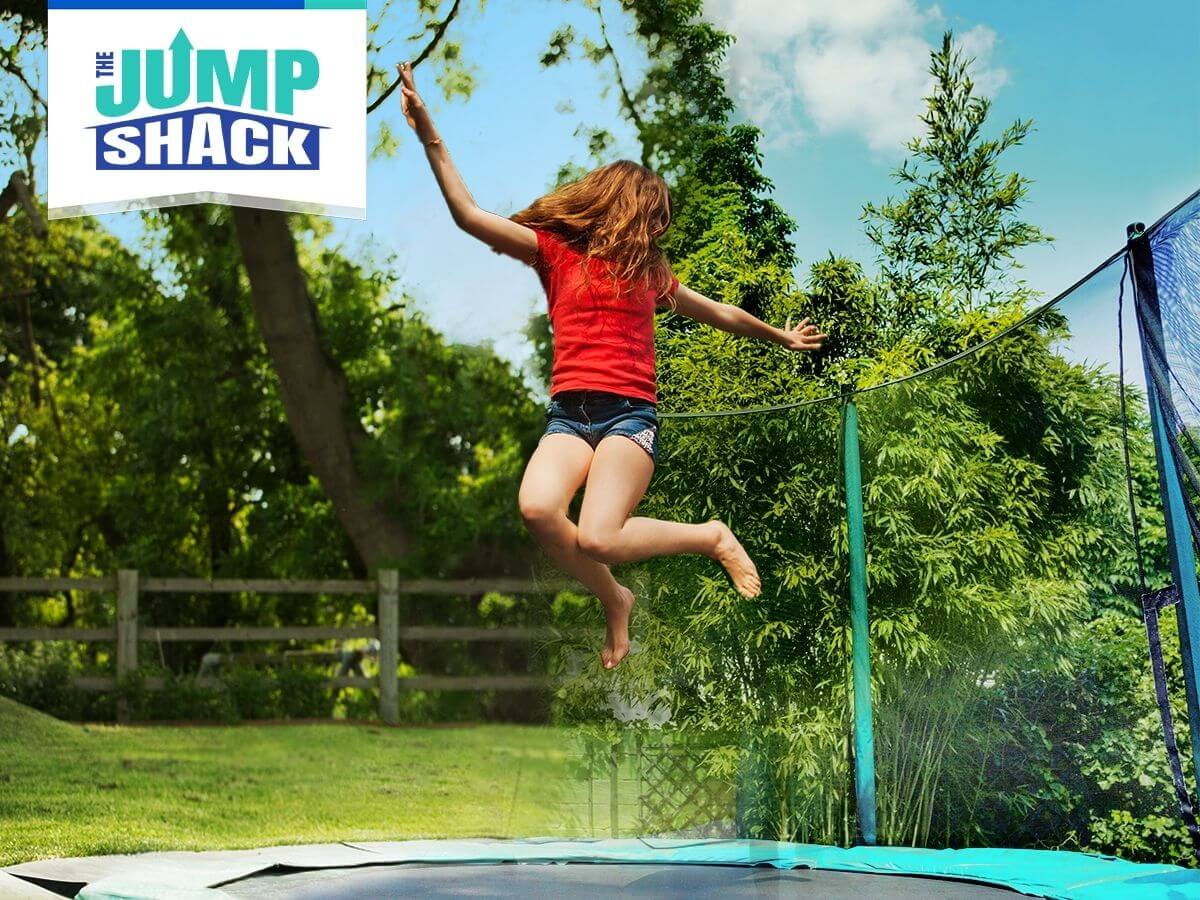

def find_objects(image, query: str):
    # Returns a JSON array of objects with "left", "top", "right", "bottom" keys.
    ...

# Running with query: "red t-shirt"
[{"left": 532, "top": 228, "right": 679, "bottom": 404}]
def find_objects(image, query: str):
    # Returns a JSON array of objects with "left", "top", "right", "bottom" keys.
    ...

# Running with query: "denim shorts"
[{"left": 542, "top": 390, "right": 660, "bottom": 464}]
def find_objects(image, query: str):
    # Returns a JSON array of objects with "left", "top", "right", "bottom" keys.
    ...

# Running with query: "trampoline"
[
  {"left": 4, "top": 101, "right": 1200, "bottom": 900},
  {"left": 6, "top": 838, "right": 1200, "bottom": 899}
]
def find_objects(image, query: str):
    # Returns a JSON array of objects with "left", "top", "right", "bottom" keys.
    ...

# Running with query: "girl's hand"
[
  {"left": 779, "top": 316, "right": 826, "bottom": 352},
  {"left": 395, "top": 61, "right": 435, "bottom": 141}
]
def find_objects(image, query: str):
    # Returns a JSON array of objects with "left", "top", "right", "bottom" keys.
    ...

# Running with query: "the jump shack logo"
[{"left": 48, "top": 0, "right": 365, "bottom": 219}]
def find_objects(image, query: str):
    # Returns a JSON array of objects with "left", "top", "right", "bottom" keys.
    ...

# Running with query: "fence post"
[
  {"left": 377, "top": 569, "right": 399, "bottom": 725},
  {"left": 115, "top": 569, "right": 139, "bottom": 724}
]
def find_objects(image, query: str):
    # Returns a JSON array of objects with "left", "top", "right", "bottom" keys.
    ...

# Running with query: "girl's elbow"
[
  {"left": 724, "top": 310, "right": 750, "bottom": 333},
  {"left": 450, "top": 206, "right": 477, "bottom": 230}
]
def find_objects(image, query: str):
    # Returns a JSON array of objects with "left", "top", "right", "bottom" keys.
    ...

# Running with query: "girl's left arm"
[{"left": 669, "top": 282, "right": 826, "bottom": 352}]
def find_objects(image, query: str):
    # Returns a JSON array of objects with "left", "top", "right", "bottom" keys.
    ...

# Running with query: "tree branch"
[
  {"left": 367, "top": 0, "right": 463, "bottom": 115},
  {"left": 0, "top": 172, "right": 47, "bottom": 238},
  {"left": 0, "top": 57, "right": 45, "bottom": 111},
  {"left": 595, "top": 0, "right": 647, "bottom": 142}
]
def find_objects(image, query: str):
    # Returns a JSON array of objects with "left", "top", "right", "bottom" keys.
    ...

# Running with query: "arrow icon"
[{"left": 146, "top": 28, "right": 193, "bottom": 110}]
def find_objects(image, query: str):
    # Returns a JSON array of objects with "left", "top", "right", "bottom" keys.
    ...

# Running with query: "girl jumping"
[{"left": 397, "top": 62, "right": 825, "bottom": 669}]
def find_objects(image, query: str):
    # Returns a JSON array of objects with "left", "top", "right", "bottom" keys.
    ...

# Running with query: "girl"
[{"left": 396, "top": 62, "right": 825, "bottom": 670}]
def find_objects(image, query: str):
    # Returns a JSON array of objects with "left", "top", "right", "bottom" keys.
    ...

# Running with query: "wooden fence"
[{"left": 0, "top": 571, "right": 566, "bottom": 724}]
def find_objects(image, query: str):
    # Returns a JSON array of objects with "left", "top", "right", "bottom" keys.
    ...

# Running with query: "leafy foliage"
[
  {"left": 0, "top": 0, "right": 1191, "bottom": 862},
  {"left": 551, "top": 14, "right": 1190, "bottom": 859},
  {"left": 862, "top": 34, "right": 1051, "bottom": 330},
  {"left": 0, "top": 9, "right": 42, "bottom": 176},
  {"left": 968, "top": 610, "right": 1193, "bottom": 865}
]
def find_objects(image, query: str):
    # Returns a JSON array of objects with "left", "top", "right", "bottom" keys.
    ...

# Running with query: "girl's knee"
[
  {"left": 519, "top": 494, "right": 562, "bottom": 531},
  {"left": 576, "top": 525, "right": 620, "bottom": 563}
]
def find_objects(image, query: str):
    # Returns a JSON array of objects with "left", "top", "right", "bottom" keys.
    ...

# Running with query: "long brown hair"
[{"left": 510, "top": 159, "right": 677, "bottom": 307}]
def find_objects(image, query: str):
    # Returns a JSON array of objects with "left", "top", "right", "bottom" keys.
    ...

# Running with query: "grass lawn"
[{"left": 0, "top": 697, "right": 592, "bottom": 866}]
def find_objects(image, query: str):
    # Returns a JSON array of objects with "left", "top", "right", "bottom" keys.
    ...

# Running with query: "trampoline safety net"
[
  {"left": 8, "top": 193, "right": 1200, "bottom": 900},
  {"left": 541, "top": 189, "right": 1200, "bottom": 868}
]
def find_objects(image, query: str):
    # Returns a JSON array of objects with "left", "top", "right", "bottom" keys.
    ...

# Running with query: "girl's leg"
[
  {"left": 576, "top": 436, "right": 762, "bottom": 597},
  {"left": 518, "top": 434, "right": 636, "bottom": 668}
]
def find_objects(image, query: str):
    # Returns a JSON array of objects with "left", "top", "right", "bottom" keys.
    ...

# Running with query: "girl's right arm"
[{"left": 396, "top": 61, "right": 538, "bottom": 266}]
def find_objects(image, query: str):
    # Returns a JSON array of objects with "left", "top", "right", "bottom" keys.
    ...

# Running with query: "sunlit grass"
[{"left": 0, "top": 697, "right": 591, "bottom": 865}]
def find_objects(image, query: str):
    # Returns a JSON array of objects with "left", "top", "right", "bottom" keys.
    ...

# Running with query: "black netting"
[
  {"left": 1150, "top": 190, "right": 1200, "bottom": 426},
  {"left": 851, "top": 264, "right": 1165, "bottom": 852},
  {"left": 1147, "top": 190, "right": 1200, "bottom": 550},
  {"left": 549, "top": 396, "right": 849, "bottom": 843},
  {"left": 526, "top": 192, "right": 1200, "bottom": 866}
]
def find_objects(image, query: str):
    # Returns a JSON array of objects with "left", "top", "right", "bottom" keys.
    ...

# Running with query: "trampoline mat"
[
  {"left": 9, "top": 838, "right": 1199, "bottom": 899},
  {"left": 221, "top": 862, "right": 1024, "bottom": 899}
]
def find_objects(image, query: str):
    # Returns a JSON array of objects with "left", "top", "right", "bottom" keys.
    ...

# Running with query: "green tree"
[
  {"left": 861, "top": 33, "right": 1051, "bottom": 339},
  {"left": 553, "top": 16, "right": 1165, "bottom": 854}
]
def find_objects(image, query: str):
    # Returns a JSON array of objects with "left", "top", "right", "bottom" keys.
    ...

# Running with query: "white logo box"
[{"left": 48, "top": 0, "right": 366, "bottom": 219}]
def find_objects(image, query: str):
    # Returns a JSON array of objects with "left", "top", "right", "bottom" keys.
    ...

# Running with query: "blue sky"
[
  {"left": 339, "top": 0, "right": 1198, "bottom": 378},
  {"left": 16, "top": 0, "right": 1200, "bottom": 380}
]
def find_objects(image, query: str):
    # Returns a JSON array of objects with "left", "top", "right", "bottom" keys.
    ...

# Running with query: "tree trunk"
[
  {"left": 1, "top": 172, "right": 47, "bottom": 237},
  {"left": 232, "top": 207, "right": 410, "bottom": 569}
]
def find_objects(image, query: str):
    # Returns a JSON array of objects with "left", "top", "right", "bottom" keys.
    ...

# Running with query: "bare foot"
[
  {"left": 709, "top": 521, "right": 761, "bottom": 598},
  {"left": 600, "top": 584, "right": 636, "bottom": 670}
]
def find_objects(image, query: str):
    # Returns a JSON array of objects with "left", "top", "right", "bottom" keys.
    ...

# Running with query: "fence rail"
[
  {"left": 0, "top": 570, "right": 566, "bottom": 724},
  {"left": 0, "top": 575, "right": 554, "bottom": 595}
]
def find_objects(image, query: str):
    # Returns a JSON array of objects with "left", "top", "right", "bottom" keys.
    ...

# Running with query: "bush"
[
  {"left": 0, "top": 644, "right": 89, "bottom": 721},
  {"left": 0, "top": 643, "right": 116, "bottom": 724},
  {"left": 121, "top": 668, "right": 239, "bottom": 724},
  {"left": 2, "top": 648, "right": 344, "bottom": 723},
  {"left": 276, "top": 666, "right": 333, "bottom": 719},
  {"left": 971, "top": 610, "right": 1195, "bottom": 865},
  {"left": 336, "top": 686, "right": 378, "bottom": 721},
  {"left": 223, "top": 667, "right": 281, "bottom": 720}
]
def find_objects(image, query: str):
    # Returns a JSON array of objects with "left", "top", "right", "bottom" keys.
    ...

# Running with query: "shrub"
[
  {"left": 223, "top": 667, "right": 281, "bottom": 720},
  {"left": 971, "top": 610, "right": 1194, "bottom": 865},
  {"left": 0, "top": 644, "right": 87, "bottom": 720},
  {"left": 276, "top": 666, "right": 333, "bottom": 719}
]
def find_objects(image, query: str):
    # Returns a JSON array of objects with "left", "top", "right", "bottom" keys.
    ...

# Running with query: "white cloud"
[
  {"left": 704, "top": 0, "right": 1008, "bottom": 155},
  {"left": 958, "top": 24, "right": 1011, "bottom": 97}
]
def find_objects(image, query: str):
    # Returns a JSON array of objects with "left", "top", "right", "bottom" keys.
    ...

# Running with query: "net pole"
[
  {"left": 1129, "top": 224, "right": 1200, "bottom": 785},
  {"left": 841, "top": 399, "right": 878, "bottom": 845}
]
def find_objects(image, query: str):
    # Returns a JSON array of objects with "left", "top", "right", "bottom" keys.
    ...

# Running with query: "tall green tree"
[
  {"left": 860, "top": 33, "right": 1051, "bottom": 341},
  {"left": 0, "top": 0, "right": 546, "bottom": 583},
  {"left": 224, "top": 0, "right": 480, "bottom": 570},
  {"left": 551, "top": 13, "right": 1163, "bottom": 854},
  {"left": 0, "top": 0, "right": 522, "bottom": 574}
]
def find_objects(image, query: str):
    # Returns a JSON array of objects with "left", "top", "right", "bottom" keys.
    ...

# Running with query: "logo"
[
  {"left": 92, "top": 31, "right": 324, "bottom": 171},
  {"left": 49, "top": 0, "right": 365, "bottom": 219}
]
